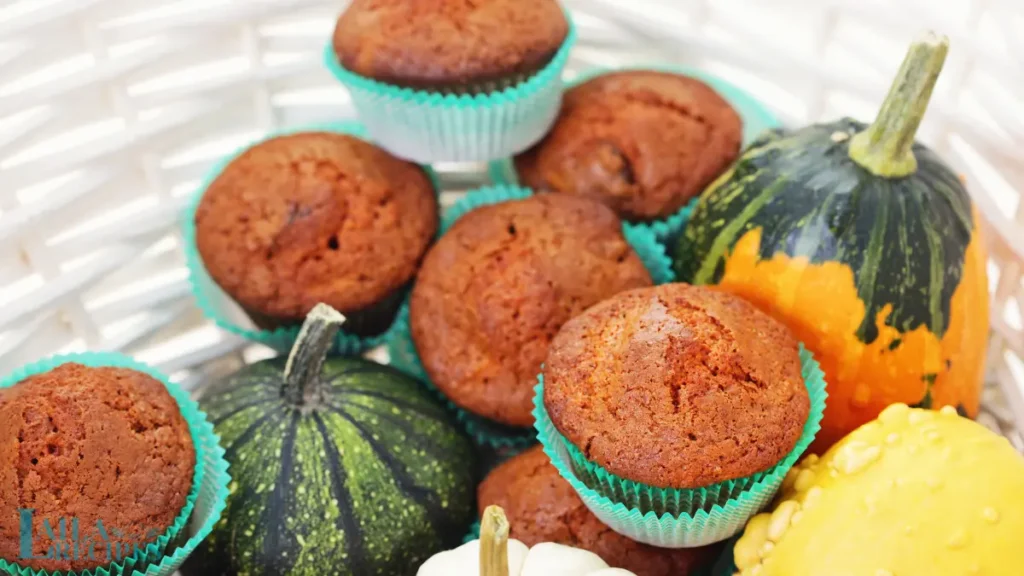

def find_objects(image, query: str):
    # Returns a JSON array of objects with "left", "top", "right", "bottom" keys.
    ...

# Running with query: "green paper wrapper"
[
  {"left": 534, "top": 344, "right": 827, "bottom": 548},
  {"left": 323, "top": 16, "right": 577, "bottom": 164},
  {"left": 487, "top": 63, "right": 781, "bottom": 242},
  {"left": 0, "top": 353, "right": 230, "bottom": 576},
  {"left": 387, "top": 185, "right": 673, "bottom": 448},
  {"left": 181, "top": 120, "right": 438, "bottom": 355}
]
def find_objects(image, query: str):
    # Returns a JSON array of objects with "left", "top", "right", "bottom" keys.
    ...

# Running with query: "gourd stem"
[
  {"left": 282, "top": 303, "right": 345, "bottom": 408},
  {"left": 479, "top": 505, "right": 510, "bottom": 576},
  {"left": 848, "top": 30, "right": 949, "bottom": 178}
]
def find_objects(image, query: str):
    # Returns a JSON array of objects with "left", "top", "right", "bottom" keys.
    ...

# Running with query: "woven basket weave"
[{"left": 0, "top": 0, "right": 1021, "bottom": 453}]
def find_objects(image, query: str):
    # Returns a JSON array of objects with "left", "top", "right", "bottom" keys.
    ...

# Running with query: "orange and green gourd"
[
  {"left": 185, "top": 304, "right": 477, "bottom": 575},
  {"left": 673, "top": 32, "right": 989, "bottom": 453}
]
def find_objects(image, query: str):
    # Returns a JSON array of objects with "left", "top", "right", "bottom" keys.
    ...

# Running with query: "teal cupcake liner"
[
  {"left": 487, "top": 63, "right": 781, "bottom": 242},
  {"left": 0, "top": 353, "right": 231, "bottom": 576},
  {"left": 534, "top": 344, "right": 827, "bottom": 548},
  {"left": 323, "top": 17, "right": 577, "bottom": 164},
  {"left": 181, "top": 120, "right": 437, "bottom": 355},
  {"left": 386, "top": 184, "right": 672, "bottom": 447}
]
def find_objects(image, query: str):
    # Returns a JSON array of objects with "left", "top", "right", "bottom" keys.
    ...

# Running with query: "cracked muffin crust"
[
  {"left": 543, "top": 283, "right": 809, "bottom": 489},
  {"left": 515, "top": 70, "right": 743, "bottom": 221},
  {"left": 195, "top": 132, "right": 437, "bottom": 336},
  {"left": 332, "top": 0, "right": 569, "bottom": 89},
  {"left": 478, "top": 446, "right": 721, "bottom": 576},
  {"left": 410, "top": 194, "right": 652, "bottom": 427},
  {"left": 0, "top": 364, "right": 195, "bottom": 572}
]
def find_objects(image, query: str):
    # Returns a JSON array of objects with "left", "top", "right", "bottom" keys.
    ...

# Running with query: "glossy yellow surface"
[{"left": 734, "top": 404, "right": 1024, "bottom": 576}]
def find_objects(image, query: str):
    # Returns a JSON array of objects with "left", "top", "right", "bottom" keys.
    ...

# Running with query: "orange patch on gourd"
[{"left": 712, "top": 211, "right": 989, "bottom": 453}]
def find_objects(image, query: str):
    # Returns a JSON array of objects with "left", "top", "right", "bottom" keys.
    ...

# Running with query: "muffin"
[
  {"left": 733, "top": 404, "right": 1024, "bottom": 576},
  {"left": 515, "top": 70, "right": 743, "bottom": 222},
  {"left": 332, "top": 0, "right": 570, "bottom": 91},
  {"left": 194, "top": 131, "right": 437, "bottom": 337},
  {"left": 479, "top": 446, "right": 722, "bottom": 576},
  {"left": 410, "top": 194, "right": 653, "bottom": 428},
  {"left": 0, "top": 364, "right": 195, "bottom": 572},
  {"left": 544, "top": 283, "right": 809, "bottom": 489}
]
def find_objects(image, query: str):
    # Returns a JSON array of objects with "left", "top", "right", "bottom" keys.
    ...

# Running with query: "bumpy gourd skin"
[{"left": 733, "top": 403, "right": 1024, "bottom": 576}]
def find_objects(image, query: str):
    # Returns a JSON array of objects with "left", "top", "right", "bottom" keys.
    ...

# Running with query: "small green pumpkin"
[
  {"left": 672, "top": 32, "right": 990, "bottom": 453},
  {"left": 184, "top": 304, "right": 476, "bottom": 575}
]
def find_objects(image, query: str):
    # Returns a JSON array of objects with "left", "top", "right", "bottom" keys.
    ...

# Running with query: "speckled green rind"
[
  {"left": 534, "top": 345, "right": 827, "bottom": 548},
  {"left": 0, "top": 353, "right": 228, "bottom": 576},
  {"left": 486, "top": 63, "right": 780, "bottom": 242},
  {"left": 322, "top": 17, "right": 576, "bottom": 163},
  {"left": 191, "top": 357, "right": 476, "bottom": 575},
  {"left": 385, "top": 184, "right": 673, "bottom": 448},
  {"left": 180, "top": 120, "right": 439, "bottom": 356},
  {"left": 673, "top": 118, "right": 975, "bottom": 348}
]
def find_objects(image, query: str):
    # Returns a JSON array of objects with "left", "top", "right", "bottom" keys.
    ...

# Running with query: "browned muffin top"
[
  {"left": 0, "top": 364, "right": 195, "bottom": 572},
  {"left": 478, "top": 446, "right": 721, "bottom": 576},
  {"left": 333, "top": 0, "right": 569, "bottom": 88},
  {"left": 410, "top": 194, "right": 652, "bottom": 427},
  {"left": 195, "top": 132, "right": 437, "bottom": 323},
  {"left": 544, "top": 283, "right": 808, "bottom": 489},
  {"left": 515, "top": 71, "right": 743, "bottom": 221}
]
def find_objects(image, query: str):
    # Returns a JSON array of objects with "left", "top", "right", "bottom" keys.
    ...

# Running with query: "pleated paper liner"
[
  {"left": 181, "top": 120, "right": 439, "bottom": 356},
  {"left": 386, "top": 184, "right": 674, "bottom": 448},
  {"left": 534, "top": 345, "right": 827, "bottom": 548},
  {"left": 0, "top": 353, "right": 230, "bottom": 576},
  {"left": 323, "top": 14, "right": 577, "bottom": 164},
  {"left": 487, "top": 63, "right": 782, "bottom": 242}
]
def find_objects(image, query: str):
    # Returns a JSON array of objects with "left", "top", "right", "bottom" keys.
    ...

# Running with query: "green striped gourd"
[
  {"left": 186, "top": 304, "right": 476, "bottom": 575},
  {"left": 672, "top": 32, "right": 989, "bottom": 453}
]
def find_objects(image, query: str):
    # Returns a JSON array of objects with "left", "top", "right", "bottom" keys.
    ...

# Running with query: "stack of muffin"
[{"left": 176, "top": 1, "right": 823, "bottom": 575}]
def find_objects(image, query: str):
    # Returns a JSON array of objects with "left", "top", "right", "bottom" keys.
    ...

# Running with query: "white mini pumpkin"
[{"left": 418, "top": 506, "right": 638, "bottom": 576}]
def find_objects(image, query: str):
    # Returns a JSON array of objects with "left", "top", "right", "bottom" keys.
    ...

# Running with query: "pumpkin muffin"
[
  {"left": 515, "top": 70, "right": 743, "bottom": 221},
  {"left": 194, "top": 132, "right": 437, "bottom": 337},
  {"left": 478, "top": 446, "right": 721, "bottom": 576},
  {"left": 0, "top": 364, "right": 195, "bottom": 572},
  {"left": 544, "top": 283, "right": 808, "bottom": 489},
  {"left": 410, "top": 194, "right": 652, "bottom": 428},
  {"left": 332, "top": 0, "right": 570, "bottom": 90}
]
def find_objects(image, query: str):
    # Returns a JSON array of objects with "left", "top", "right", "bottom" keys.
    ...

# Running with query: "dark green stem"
[
  {"left": 283, "top": 303, "right": 345, "bottom": 408},
  {"left": 849, "top": 30, "right": 949, "bottom": 178}
]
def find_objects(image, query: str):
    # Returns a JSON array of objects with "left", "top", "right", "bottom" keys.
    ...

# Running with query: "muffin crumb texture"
[
  {"left": 411, "top": 194, "right": 652, "bottom": 427},
  {"left": 544, "top": 283, "right": 809, "bottom": 488},
  {"left": 0, "top": 364, "right": 195, "bottom": 572},
  {"left": 516, "top": 71, "right": 743, "bottom": 221},
  {"left": 333, "top": 0, "right": 569, "bottom": 88},
  {"left": 478, "top": 446, "right": 721, "bottom": 576},
  {"left": 195, "top": 132, "right": 437, "bottom": 324}
]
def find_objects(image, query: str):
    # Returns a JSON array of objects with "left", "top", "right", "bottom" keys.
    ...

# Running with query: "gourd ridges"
[
  {"left": 678, "top": 118, "right": 973, "bottom": 344},
  {"left": 198, "top": 359, "right": 474, "bottom": 575}
]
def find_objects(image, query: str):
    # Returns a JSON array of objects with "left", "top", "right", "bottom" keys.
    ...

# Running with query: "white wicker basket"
[{"left": 0, "top": 0, "right": 1021, "bottom": 451}]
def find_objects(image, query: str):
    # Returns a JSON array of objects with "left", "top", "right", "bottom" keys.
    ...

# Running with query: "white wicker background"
[{"left": 0, "top": 0, "right": 1022, "bottom": 448}]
